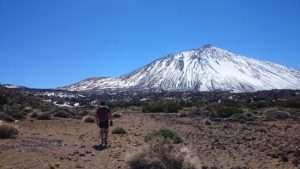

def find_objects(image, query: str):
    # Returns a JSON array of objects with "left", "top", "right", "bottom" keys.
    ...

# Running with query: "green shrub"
[
  {"left": 144, "top": 129, "right": 183, "bottom": 144},
  {"left": 214, "top": 107, "right": 244, "bottom": 118},
  {"left": 223, "top": 99, "right": 241, "bottom": 107},
  {"left": 164, "top": 102, "right": 181, "bottom": 113},
  {"left": 0, "top": 125, "right": 18, "bottom": 139},
  {"left": 142, "top": 101, "right": 181, "bottom": 113},
  {"left": 9, "top": 111, "right": 26, "bottom": 120},
  {"left": 36, "top": 112, "right": 52, "bottom": 120},
  {"left": 142, "top": 102, "right": 164, "bottom": 113},
  {"left": 278, "top": 99, "right": 300, "bottom": 109},
  {"left": 112, "top": 127, "right": 127, "bottom": 134},
  {"left": 29, "top": 112, "right": 38, "bottom": 118},
  {"left": 265, "top": 111, "right": 291, "bottom": 120},
  {"left": 230, "top": 112, "right": 256, "bottom": 121},
  {"left": 53, "top": 109, "right": 72, "bottom": 118},
  {"left": 249, "top": 100, "right": 271, "bottom": 109},
  {"left": 0, "top": 112, "right": 14, "bottom": 122},
  {"left": 0, "top": 95, "right": 7, "bottom": 105}
]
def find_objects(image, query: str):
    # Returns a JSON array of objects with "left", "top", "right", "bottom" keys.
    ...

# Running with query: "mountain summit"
[{"left": 61, "top": 45, "right": 300, "bottom": 92}]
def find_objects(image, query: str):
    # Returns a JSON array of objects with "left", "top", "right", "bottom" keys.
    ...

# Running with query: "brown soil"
[{"left": 1, "top": 113, "right": 300, "bottom": 169}]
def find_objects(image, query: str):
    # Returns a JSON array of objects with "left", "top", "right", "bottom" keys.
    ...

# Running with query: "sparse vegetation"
[
  {"left": 142, "top": 101, "right": 182, "bottom": 113},
  {"left": 230, "top": 112, "right": 256, "bottom": 121},
  {"left": 127, "top": 140, "right": 200, "bottom": 169},
  {"left": 53, "top": 108, "right": 73, "bottom": 118},
  {"left": 214, "top": 107, "right": 244, "bottom": 118},
  {"left": 9, "top": 111, "right": 26, "bottom": 120},
  {"left": 82, "top": 115, "right": 95, "bottom": 123},
  {"left": 36, "top": 112, "right": 52, "bottom": 120},
  {"left": 265, "top": 111, "right": 291, "bottom": 120},
  {"left": 0, "top": 125, "right": 18, "bottom": 139},
  {"left": 112, "top": 112, "right": 122, "bottom": 118},
  {"left": 0, "top": 112, "right": 15, "bottom": 122},
  {"left": 112, "top": 127, "right": 127, "bottom": 134},
  {"left": 144, "top": 129, "right": 183, "bottom": 144},
  {"left": 277, "top": 99, "right": 300, "bottom": 109}
]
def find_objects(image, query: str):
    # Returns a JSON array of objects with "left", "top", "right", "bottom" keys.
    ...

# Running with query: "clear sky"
[{"left": 0, "top": 0, "right": 299, "bottom": 88}]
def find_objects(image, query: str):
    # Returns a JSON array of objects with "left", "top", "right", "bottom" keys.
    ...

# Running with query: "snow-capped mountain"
[
  {"left": 0, "top": 84, "right": 27, "bottom": 89},
  {"left": 61, "top": 45, "right": 300, "bottom": 93}
]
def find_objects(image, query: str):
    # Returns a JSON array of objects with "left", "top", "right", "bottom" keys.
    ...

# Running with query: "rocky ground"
[{"left": 1, "top": 113, "right": 300, "bottom": 169}]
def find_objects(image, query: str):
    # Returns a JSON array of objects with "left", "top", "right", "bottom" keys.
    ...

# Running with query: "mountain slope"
[{"left": 61, "top": 45, "right": 300, "bottom": 92}]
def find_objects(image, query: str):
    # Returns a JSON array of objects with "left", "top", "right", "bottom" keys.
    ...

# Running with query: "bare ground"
[{"left": 1, "top": 113, "right": 300, "bottom": 169}]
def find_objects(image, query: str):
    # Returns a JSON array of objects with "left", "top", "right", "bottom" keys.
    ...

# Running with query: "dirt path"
[{"left": 0, "top": 113, "right": 153, "bottom": 169}]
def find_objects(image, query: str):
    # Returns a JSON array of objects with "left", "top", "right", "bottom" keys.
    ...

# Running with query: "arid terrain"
[{"left": 1, "top": 112, "right": 300, "bottom": 169}]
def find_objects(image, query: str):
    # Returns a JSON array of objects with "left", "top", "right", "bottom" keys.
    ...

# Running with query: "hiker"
[{"left": 95, "top": 101, "right": 113, "bottom": 147}]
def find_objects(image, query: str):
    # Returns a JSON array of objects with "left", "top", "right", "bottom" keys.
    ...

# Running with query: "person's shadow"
[{"left": 93, "top": 144, "right": 107, "bottom": 151}]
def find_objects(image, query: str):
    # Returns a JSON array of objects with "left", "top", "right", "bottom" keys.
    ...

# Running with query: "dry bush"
[
  {"left": 0, "top": 125, "right": 18, "bottom": 139},
  {"left": 8, "top": 111, "right": 26, "bottom": 120},
  {"left": 82, "top": 115, "right": 95, "bottom": 123},
  {"left": 145, "top": 129, "right": 183, "bottom": 144},
  {"left": 36, "top": 112, "right": 52, "bottom": 120},
  {"left": 265, "top": 111, "right": 291, "bottom": 120},
  {"left": 127, "top": 140, "right": 202, "bottom": 169},
  {"left": 230, "top": 112, "right": 256, "bottom": 122},
  {"left": 112, "top": 112, "right": 122, "bottom": 118},
  {"left": 0, "top": 112, "right": 14, "bottom": 122},
  {"left": 53, "top": 108, "right": 73, "bottom": 118},
  {"left": 207, "top": 105, "right": 244, "bottom": 118},
  {"left": 112, "top": 127, "right": 127, "bottom": 134}
]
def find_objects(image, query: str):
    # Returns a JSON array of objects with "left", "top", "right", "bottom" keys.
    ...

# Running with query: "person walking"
[{"left": 95, "top": 101, "right": 113, "bottom": 147}]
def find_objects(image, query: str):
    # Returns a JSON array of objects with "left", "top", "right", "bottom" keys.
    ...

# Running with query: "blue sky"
[{"left": 0, "top": 0, "right": 299, "bottom": 88}]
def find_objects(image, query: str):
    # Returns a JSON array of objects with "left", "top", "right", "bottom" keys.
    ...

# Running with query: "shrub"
[
  {"left": 0, "top": 112, "right": 14, "bottom": 122},
  {"left": 144, "top": 129, "right": 183, "bottom": 144},
  {"left": 230, "top": 112, "right": 256, "bottom": 121},
  {"left": 23, "top": 106, "right": 33, "bottom": 113},
  {"left": 53, "top": 109, "right": 72, "bottom": 118},
  {"left": 265, "top": 111, "right": 291, "bottom": 120},
  {"left": 112, "top": 112, "right": 122, "bottom": 118},
  {"left": 112, "top": 127, "right": 127, "bottom": 134},
  {"left": 223, "top": 99, "right": 241, "bottom": 107},
  {"left": 81, "top": 115, "right": 95, "bottom": 123},
  {"left": 29, "top": 112, "right": 38, "bottom": 118},
  {"left": 9, "top": 111, "right": 26, "bottom": 120},
  {"left": 249, "top": 100, "right": 271, "bottom": 109},
  {"left": 214, "top": 107, "right": 244, "bottom": 118},
  {"left": 142, "top": 101, "right": 182, "bottom": 113},
  {"left": 164, "top": 102, "right": 181, "bottom": 113},
  {"left": 177, "top": 112, "right": 188, "bottom": 118},
  {"left": 293, "top": 112, "right": 300, "bottom": 118},
  {"left": 36, "top": 112, "right": 52, "bottom": 120},
  {"left": 142, "top": 102, "right": 164, "bottom": 113},
  {"left": 127, "top": 140, "right": 201, "bottom": 169},
  {"left": 78, "top": 110, "right": 89, "bottom": 117},
  {"left": 276, "top": 99, "right": 300, "bottom": 109},
  {"left": 0, "top": 95, "right": 7, "bottom": 105},
  {"left": 0, "top": 125, "right": 18, "bottom": 139}
]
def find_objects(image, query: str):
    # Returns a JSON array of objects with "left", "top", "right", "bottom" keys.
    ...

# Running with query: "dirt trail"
[{"left": 0, "top": 113, "right": 153, "bottom": 169}]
